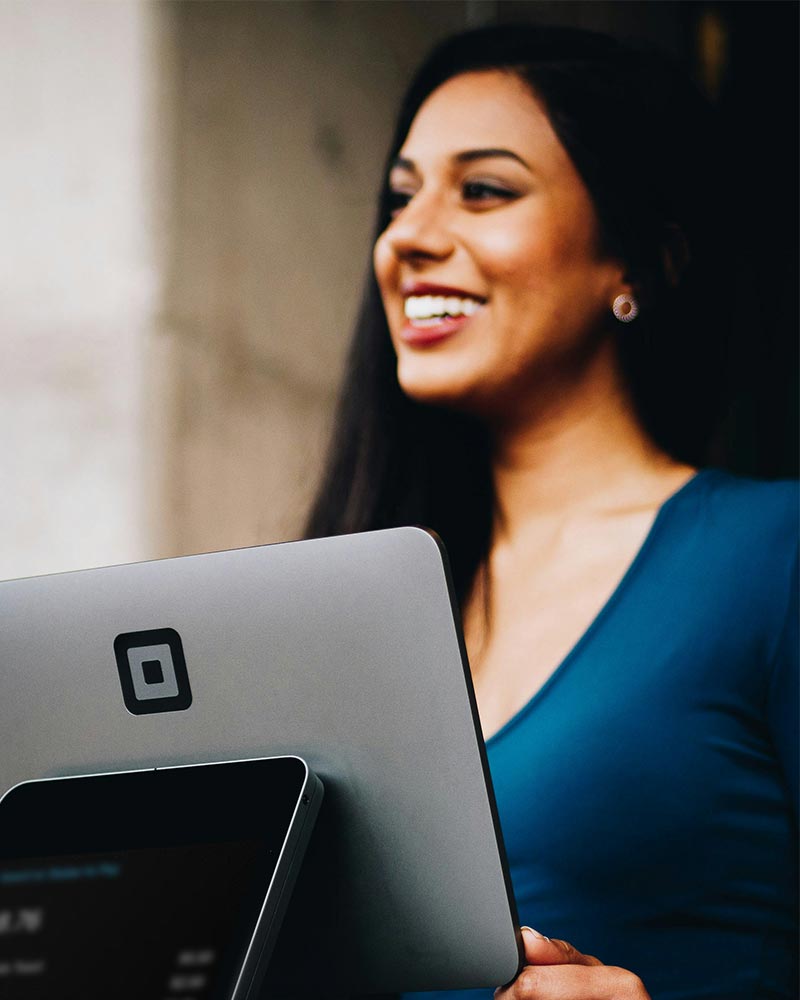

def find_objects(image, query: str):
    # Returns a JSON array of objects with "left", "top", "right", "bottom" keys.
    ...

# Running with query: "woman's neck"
[{"left": 488, "top": 356, "right": 693, "bottom": 543}]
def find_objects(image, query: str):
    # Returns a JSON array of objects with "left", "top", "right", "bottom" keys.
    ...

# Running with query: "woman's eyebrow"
[{"left": 390, "top": 147, "right": 532, "bottom": 173}]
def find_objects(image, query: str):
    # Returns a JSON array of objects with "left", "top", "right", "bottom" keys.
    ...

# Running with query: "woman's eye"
[
  {"left": 386, "top": 181, "right": 517, "bottom": 219},
  {"left": 462, "top": 181, "right": 516, "bottom": 203}
]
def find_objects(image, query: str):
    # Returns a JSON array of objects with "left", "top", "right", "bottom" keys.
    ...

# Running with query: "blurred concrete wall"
[{"left": 0, "top": 0, "right": 157, "bottom": 579}]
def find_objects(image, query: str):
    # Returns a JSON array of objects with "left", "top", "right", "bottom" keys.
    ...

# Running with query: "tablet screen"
[{"left": 0, "top": 758, "right": 311, "bottom": 999}]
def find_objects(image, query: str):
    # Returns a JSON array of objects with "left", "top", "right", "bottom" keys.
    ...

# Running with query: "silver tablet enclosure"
[{"left": 0, "top": 527, "right": 521, "bottom": 993}]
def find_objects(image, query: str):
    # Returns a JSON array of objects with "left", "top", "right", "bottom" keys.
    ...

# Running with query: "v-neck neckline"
[{"left": 484, "top": 468, "right": 711, "bottom": 747}]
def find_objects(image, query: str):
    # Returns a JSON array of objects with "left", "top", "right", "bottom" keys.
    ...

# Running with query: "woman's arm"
[{"left": 495, "top": 927, "right": 651, "bottom": 1000}]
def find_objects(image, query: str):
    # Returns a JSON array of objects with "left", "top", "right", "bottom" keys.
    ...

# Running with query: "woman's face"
[{"left": 373, "top": 70, "right": 629, "bottom": 420}]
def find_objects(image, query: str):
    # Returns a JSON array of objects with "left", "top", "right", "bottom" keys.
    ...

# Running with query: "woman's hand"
[{"left": 495, "top": 926, "right": 652, "bottom": 1000}]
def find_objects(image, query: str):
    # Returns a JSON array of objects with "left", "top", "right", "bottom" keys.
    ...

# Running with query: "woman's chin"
[{"left": 396, "top": 367, "right": 487, "bottom": 414}]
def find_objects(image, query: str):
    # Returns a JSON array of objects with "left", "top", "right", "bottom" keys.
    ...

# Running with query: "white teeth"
[{"left": 404, "top": 294, "right": 483, "bottom": 320}]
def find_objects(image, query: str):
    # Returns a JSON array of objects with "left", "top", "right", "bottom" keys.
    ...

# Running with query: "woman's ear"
[{"left": 662, "top": 223, "right": 691, "bottom": 287}]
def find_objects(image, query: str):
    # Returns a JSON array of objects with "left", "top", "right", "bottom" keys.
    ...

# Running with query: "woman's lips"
[{"left": 399, "top": 311, "right": 480, "bottom": 346}]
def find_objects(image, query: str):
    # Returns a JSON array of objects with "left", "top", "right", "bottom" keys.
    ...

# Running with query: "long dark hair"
[{"left": 305, "top": 23, "right": 744, "bottom": 603}]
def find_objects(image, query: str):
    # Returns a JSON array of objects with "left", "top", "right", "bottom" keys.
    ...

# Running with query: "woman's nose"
[{"left": 383, "top": 189, "right": 455, "bottom": 262}]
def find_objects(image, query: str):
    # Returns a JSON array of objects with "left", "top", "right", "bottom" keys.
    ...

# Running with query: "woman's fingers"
[
  {"left": 496, "top": 962, "right": 651, "bottom": 1000},
  {"left": 519, "top": 926, "right": 603, "bottom": 967},
  {"left": 493, "top": 928, "right": 651, "bottom": 999}
]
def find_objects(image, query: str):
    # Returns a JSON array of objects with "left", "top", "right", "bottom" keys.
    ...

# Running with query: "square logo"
[{"left": 114, "top": 628, "right": 192, "bottom": 715}]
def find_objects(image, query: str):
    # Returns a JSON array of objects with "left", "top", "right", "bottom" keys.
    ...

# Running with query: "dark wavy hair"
[{"left": 305, "top": 23, "right": 744, "bottom": 603}]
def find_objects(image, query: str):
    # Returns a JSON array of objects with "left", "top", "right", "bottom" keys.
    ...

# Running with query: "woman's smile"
[{"left": 400, "top": 281, "right": 487, "bottom": 345}]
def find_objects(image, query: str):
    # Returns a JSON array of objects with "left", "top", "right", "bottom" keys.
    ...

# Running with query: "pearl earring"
[{"left": 612, "top": 293, "right": 639, "bottom": 323}]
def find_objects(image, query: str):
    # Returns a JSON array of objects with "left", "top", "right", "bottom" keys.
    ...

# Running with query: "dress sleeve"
[{"left": 766, "top": 543, "right": 799, "bottom": 816}]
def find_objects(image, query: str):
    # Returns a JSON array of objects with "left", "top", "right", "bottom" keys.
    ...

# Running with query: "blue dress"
[{"left": 406, "top": 469, "right": 798, "bottom": 1000}]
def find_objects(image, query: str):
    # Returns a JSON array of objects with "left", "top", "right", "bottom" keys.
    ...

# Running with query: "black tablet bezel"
[
  {"left": 0, "top": 756, "right": 315, "bottom": 999},
  {"left": 1, "top": 756, "right": 308, "bottom": 857}
]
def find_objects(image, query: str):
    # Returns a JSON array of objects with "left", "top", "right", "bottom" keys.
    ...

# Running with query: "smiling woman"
[{"left": 305, "top": 23, "right": 797, "bottom": 1000}]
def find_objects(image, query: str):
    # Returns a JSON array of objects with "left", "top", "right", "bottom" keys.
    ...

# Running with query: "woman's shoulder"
[
  {"left": 663, "top": 469, "right": 798, "bottom": 602},
  {"left": 695, "top": 467, "right": 798, "bottom": 544},
  {"left": 698, "top": 466, "right": 798, "bottom": 504},
  {"left": 676, "top": 470, "right": 797, "bottom": 673}
]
